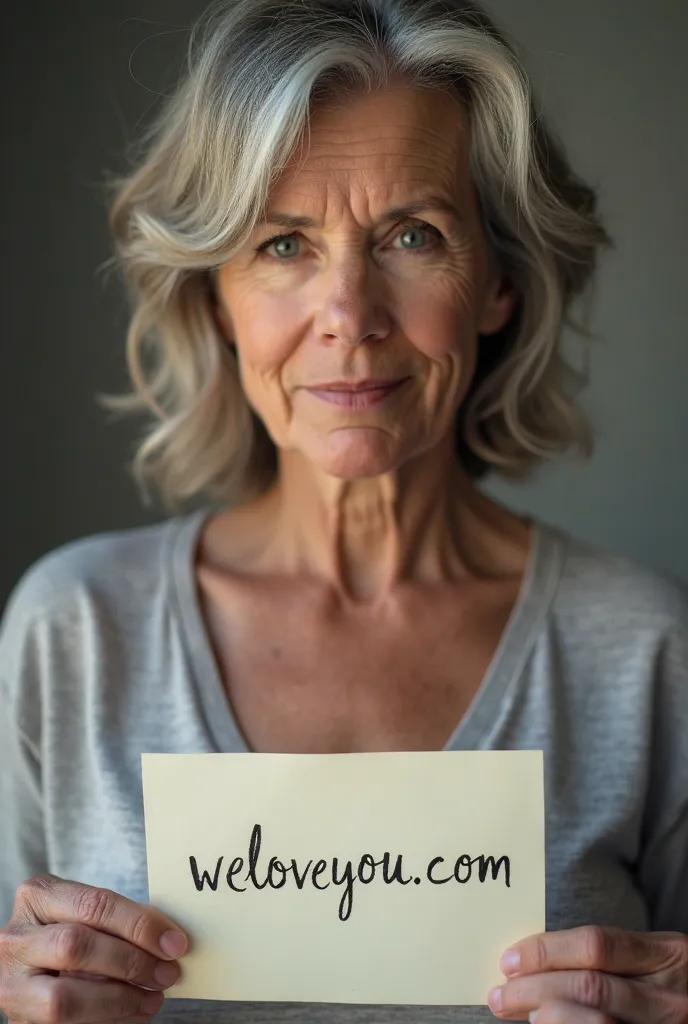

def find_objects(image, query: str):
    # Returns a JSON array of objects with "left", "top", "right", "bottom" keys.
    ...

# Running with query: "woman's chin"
[{"left": 307, "top": 428, "right": 409, "bottom": 480}]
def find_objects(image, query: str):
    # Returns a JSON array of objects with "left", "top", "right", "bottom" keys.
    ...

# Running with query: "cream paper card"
[{"left": 142, "top": 750, "right": 545, "bottom": 1006}]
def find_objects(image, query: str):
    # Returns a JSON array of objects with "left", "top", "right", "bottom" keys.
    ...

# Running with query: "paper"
[{"left": 142, "top": 750, "right": 544, "bottom": 1006}]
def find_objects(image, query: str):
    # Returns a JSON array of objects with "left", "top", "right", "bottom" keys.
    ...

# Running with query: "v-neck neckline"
[{"left": 166, "top": 505, "right": 566, "bottom": 754}]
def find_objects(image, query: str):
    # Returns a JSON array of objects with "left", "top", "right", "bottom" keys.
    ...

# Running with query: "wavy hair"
[{"left": 103, "top": 0, "right": 612, "bottom": 509}]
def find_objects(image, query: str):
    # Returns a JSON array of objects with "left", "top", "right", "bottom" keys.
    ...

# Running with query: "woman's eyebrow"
[{"left": 260, "top": 195, "right": 463, "bottom": 229}]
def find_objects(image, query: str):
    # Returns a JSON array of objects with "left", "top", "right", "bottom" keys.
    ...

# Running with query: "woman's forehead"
[
  {"left": 307, "top": 80, "right": 466, "bottom": 131},
  {"left": 297, "top": 83, "right": 468, "bottom": 161},
  {"left": 265, "top": 86, "right": 472, "bottom": 218}
]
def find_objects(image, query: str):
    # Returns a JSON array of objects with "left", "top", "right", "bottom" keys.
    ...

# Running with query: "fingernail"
[
  {"left": 154, "top": 960, "right": 179, "bottom": 988},
  {"left": 141, "top": 990, "right": 164, "bottom": 1014},
  {"left": 487, "top": 985, "right": 503, "bottom": 1012},
  {"left": 529, "top": 1013, "right": 538, "bottom": 1024},
  {"left": 499, "top": 948, "right": 521, "bottom": 976},
  {"left": 159, "top": 929, "right": 187, "bottom": 958}
]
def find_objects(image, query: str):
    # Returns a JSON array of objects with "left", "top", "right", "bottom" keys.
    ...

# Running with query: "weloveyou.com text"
[{"left": 188, "top": 824, "right": 512, "bottom": 921}]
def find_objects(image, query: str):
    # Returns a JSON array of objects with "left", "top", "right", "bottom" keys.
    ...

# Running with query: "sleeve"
[
  {"left": 0, "top": 580, "right": 50, "bottom": 930},
  {"left": 637, "top": 607, "right": 688, "bottom": 933}
]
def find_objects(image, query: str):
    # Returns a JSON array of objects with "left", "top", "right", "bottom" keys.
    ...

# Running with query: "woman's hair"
[{"left": 104, "top": 0, "right": 612, "bottom": 509}]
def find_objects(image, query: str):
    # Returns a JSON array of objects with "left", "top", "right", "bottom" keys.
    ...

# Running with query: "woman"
[{"left": 0, "top": 0, "right": 686, "bottom": 1021}]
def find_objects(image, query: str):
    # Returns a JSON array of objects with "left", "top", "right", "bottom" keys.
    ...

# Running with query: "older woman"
[{"left": 1, "top": 0, "right": 686, "bottom": 1021}]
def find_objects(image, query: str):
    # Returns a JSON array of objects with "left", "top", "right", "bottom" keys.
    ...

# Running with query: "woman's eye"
[
  {"left": 256, "top": 233, "right": 301, "bottom": 259},
  {"left": 255, "top": 221, "right": 442, "bottom": 260},
  {"left": 393, "top": 222, "right": 443, "bottom": 252}
]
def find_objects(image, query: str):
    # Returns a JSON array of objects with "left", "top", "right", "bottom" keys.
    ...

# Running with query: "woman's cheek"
[
  {"left": 397, "top": 260, "right": 477, "bottom": 353},
  {"left": 400, "top": 302, "right": 477, "bottom": 365},
  {"left": 420, "top": 353, "right": 471, "bottom": 443},
  {"left": 396, "top": 280, "right": 478, "bottom": 439},
  {"left": 238, "top": 359, "right": 294, "bottom": 446},
  {"left": 233, "top": 323, "right": 296, "bottom": 445}
]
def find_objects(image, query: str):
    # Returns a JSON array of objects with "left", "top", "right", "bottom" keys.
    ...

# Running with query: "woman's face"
[{"left": 215, "top": 82, "right": 516, "bottom": 479}]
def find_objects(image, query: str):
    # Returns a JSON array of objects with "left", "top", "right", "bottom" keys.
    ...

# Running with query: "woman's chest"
[{"left": 197, "top": 577, "right": 520, "bottom": 753}]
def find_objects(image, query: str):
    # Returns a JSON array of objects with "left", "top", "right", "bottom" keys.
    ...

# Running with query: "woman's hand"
[
  {"left": 0, "top": 873, "right": 188, "bottom": 1023},
  {"left": 487, "top": 925, "right": 688, "bottom": 1022}
]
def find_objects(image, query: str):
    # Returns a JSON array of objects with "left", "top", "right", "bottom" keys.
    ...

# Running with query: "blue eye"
[
  {"left": 255, "top": 233, "right": 301, "bottom": 258},
  {"left": 255, "top": 220, "right": 443, "bottom": 259},
  {"left": 395, "top": 223, "right": 442, "bottom": 251}
]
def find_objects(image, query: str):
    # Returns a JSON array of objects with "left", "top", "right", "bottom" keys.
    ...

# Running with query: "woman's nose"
[{"left": 314, "top": 257, "right": 391, "bottom": 348}]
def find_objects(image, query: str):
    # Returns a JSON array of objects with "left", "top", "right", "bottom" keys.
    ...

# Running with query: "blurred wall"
[{"left": 1, "top": 0, "right": 686, "bottom": 608}]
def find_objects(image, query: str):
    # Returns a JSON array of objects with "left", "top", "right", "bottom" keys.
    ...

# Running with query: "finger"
[
  {"left": 500, "top": 925, "right": 686, "bottom": 979},
  {"left": 56, "top": 977, "right": 164, "bottom": 1024},
  {"left": 15, "top": 922, "right": 180, "bottom": 992},
  {"left": 489, "top": 969, "right": 688, "bottom": 1023},
  {"left": 13, "top": 875, "right": 188, "bottom": 961},
  {"left": 531, "top": 1000, "right": 614, "bottom": 1024},
  {"left": 2, "top": 972, "right": 165, "bottom": 1023},
  {"left": 58, "top": 969, "right": 112, "bottom": 980}
]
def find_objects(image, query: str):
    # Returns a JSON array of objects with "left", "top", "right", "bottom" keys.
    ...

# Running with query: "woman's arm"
[
  {"left": 639, "top": 612, "right": 688, "bottom": 933},
  {"left": 0, "top": 699, "right": 47, "bottom": 929},
  {"left": 0, "top": 576, "right": 50, "bottom": 929}
]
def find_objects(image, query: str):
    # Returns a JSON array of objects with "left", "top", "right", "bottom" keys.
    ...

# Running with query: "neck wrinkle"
[{"left": 271, "top": 436, "right": 483, "bottom": 604}]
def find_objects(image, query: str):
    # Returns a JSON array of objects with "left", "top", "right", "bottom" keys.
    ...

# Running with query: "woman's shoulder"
[
  {"left": 0, "top": 510, "right": 211, "bottom": 747},
  {"left": 546, "top": 522, "right": 688, "bottom": 637},
  {"left": 0, "top": 510, "right": 206, "bottom": 636}
]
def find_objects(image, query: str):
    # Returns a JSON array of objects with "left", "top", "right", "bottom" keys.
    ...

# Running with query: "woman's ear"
[{"left": 477, "top": 273, "right": 518, "bottom": 336}]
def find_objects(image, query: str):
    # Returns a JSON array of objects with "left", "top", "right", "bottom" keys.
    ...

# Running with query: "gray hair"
[{"left": 103, "top": 0, "right": 612, "bottom": 509}]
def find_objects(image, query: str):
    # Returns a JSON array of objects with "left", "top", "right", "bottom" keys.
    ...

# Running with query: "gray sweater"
[{"left": 1, "top": 509, "right": 687, "bottom": 1024}]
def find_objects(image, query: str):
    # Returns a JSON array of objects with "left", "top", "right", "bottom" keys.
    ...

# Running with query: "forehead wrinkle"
[
  {"left": 290, "top": 156, "right": 462, "bottom": 180},
  {"left": 303, "top": 120, "right": 465, "bottom": 149},
  {"left": 288, "top": 103, "right": 469, "bottom": 174},
  {"left": 264, "top": 163, "right": 469, "bottom": 229},
  {"left": 263, "top": 98, "right": 475, "bottom": 234},
  {"left": 296, "top": 134, "right": 465, "bottom": 173},
  {"left": 262, "top": 198, "right": 467, "bottom": 234},
  {"left": 274, "top": 138, "right": 471, "bottom": 221}
]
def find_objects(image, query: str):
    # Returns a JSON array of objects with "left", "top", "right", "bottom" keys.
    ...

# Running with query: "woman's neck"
[{"left": 222, "top": 436, "right": 532, "bottom": 604}]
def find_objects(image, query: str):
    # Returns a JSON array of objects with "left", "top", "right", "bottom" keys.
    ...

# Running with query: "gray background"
[{"left": 1, "top": 0, "right": 686, "bottom": 609}]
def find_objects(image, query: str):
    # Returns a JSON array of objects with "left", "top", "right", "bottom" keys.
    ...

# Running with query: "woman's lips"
[{"left": 304, "top": 378, "right": 408, "bottom": 409}]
